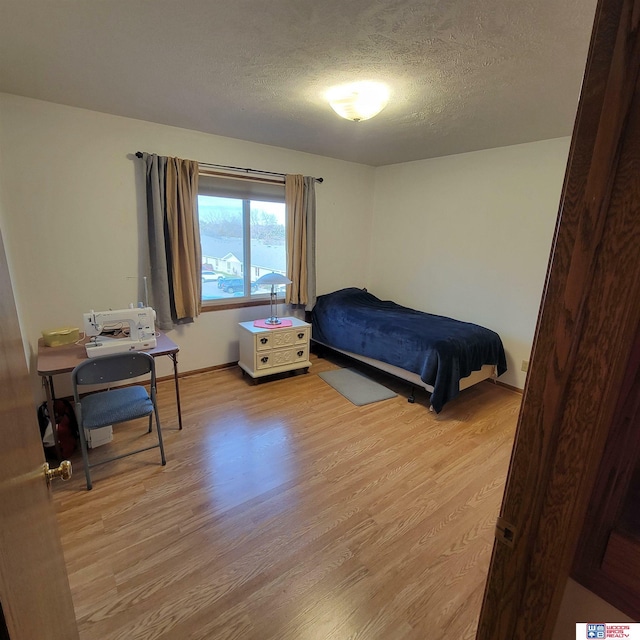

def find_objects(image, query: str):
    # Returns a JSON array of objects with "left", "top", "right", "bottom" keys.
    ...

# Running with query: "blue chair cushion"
[{"left": 81, "top": 386, "right": 153, "bottom": 429}]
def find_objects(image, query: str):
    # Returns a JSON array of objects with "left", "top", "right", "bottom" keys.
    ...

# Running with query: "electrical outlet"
[{"left": 521, "top": 360, "right": 529, "bottom": 372}]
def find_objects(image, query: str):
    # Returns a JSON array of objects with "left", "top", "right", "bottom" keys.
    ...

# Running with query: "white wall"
[
  {"left": 0, "top": 92, "right": 571, "bottom": 398},
  {"left": 0, "top": 93, "right": 375, "bottom": 395},
  {"left": 0, "top": 126, "right": 32, "bottom": 367},
  {"left": 553, "top": 579, "right": 634, "bottom": 639},
  {"left": 369, "top": 138, "right": 570, "bottom": 389}
]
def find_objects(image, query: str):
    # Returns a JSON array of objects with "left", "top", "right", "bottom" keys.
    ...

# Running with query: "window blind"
[{"left": 199, "top": 174, "right": 285, "bottom": 203}]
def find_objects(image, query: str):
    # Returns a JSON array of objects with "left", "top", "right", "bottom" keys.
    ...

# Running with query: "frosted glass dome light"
[{"left": 326, "top": 81, "right": 389, "bottom": 122}]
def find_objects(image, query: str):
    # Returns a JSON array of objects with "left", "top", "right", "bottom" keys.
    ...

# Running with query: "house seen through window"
[{"left": 198, "top": 173, "right": 287, "bottom": 305}]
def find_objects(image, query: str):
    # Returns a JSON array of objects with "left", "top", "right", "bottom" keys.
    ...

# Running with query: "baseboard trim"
[
  {"left": 157, "top": 361, "right": 237, "bottom": 383},
  {"left": 159, "top": 358, "right": 526, "bottom": 396},
  {"left": 486, "top": 378, "right": 524, "bottom": 394}
]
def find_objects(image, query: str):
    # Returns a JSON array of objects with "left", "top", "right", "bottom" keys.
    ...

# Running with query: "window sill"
[{"left": 201, "top": 299, "right": 270, "bottom": 313}]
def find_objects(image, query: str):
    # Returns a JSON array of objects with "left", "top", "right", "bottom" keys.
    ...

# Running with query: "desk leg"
[
  {"left": 168, "top": 353, "right": 183, "bottom": 430},
  {"left": 43, "top": 376, "right": 63, "bottom": 462}
]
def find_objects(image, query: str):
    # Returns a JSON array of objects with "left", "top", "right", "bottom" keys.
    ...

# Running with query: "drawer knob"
[
  {"left": 261, "top": 356, "right": 269, "bottom": 363},
  {"left": 260, "top": 337, "right": 268, "bottom": 344},
  {"left": 297, "top": 332, "right": 304, "bottom": 339},
  {"left": 297, "top": 350, "right": 303, "bottom": 357}
]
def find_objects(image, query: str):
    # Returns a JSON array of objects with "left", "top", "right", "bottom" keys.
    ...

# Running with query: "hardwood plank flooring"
[{"left": 52, "top": 353, "right": 521, "bottom": 640}]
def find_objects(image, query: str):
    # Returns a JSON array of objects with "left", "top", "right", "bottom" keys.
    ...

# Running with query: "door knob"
[{"left": 44, "top": 460, "right": 72, "bottom": 486}]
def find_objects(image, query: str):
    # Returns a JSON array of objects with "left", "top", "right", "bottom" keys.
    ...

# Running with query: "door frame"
[{"left": 477, "top": 0, "right": 640, "bottom": 636}]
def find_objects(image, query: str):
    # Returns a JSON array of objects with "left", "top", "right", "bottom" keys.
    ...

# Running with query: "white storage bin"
[{"left": 84, "top": 425, "right": 113, "bottom": 448}]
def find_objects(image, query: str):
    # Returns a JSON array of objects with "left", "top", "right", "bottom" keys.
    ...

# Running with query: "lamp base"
[
  {"left": 253, "top": 318, "right": 293, "bottom": 329},
  {"left": 264, "top": 317, "right": 282, "bottom": 325}
]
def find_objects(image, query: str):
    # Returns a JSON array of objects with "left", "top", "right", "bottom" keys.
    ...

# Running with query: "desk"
[{"left": 37, "top": 333, "right": 183, "bottom": 460}]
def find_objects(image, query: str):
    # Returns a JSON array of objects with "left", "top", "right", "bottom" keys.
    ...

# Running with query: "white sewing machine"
[{"left": 83, "top": 306, "right": 157, "bottom": 358}]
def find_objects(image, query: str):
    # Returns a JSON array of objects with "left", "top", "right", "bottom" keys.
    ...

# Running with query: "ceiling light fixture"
[{"left": 326, "top": 81, "right": 389, "bottom": 122}]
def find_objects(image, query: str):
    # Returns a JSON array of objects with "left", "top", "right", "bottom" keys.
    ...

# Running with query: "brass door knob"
[{"left": 44, "top": 460, "right": 72, "bottom": 486}]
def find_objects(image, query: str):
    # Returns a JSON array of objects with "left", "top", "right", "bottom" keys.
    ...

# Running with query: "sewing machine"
[{"left": 83, "top": 306, "right": 157, "bottom": 358}]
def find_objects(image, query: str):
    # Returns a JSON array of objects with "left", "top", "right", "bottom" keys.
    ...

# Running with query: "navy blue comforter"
[{"left": 311, "top": 288, "right": 507, "bottom": 413}]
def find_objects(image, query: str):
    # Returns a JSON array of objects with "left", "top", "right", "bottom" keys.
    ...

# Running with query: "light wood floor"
[{"left": 52, "top": 353, "right": 521, "bottom": 640}]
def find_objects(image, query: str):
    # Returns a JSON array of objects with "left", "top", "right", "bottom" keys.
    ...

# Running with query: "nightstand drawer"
[
  {"left": 292, "top": 328, "right": 309, "bottom": 345},
  {"left": 256, "top": 345, "right": 309, "bottom": 370},
  {"left": 255, "top": 327, "right": 309, "bottom": 352},
  {"left": 256, "top": 334, "right": 274, "bottom": 351}
]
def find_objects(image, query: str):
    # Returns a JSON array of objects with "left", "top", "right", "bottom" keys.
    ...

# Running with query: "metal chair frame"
[{"left": 71, "top": 351, "right": 166, "bottom": 490}]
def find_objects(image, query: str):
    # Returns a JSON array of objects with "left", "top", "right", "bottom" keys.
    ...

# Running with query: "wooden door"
[
  {"left": 0, "top": 226, "right": 79, "bottom": 638},
  {"left": 572, "top": 323, "right": 640, "bottom": 617},
  {"left": 476, "top": 0, "right": 640, "bottom": 636}
]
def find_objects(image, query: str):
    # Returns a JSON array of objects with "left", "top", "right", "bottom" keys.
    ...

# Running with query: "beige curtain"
[
  {"left": 285, "top": 174, "right": 306, "bottom": 305},
  {"left": 285, "top": 174, "right": 317, "bottom": 310},
  {"left": 166, "top": 158, "right": 201, "bottom": 321},
  {"left": 143, "top": 153, "right": 201, "bottom": 329}
]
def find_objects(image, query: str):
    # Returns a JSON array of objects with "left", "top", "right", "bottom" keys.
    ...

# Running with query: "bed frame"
[{"left": 312, "top": 338, "right": 496, "bottom": 408}]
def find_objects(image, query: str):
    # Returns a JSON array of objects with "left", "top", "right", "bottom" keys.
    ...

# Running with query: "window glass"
[
  {"left": 250, "top": 201, "right": 287, "bottom": 298},
  {"left": 199, "top": 195, "right": 245, "bottom": 300},
  {"left": 198, "top": 176, "right": 286, "bottom": 305}
]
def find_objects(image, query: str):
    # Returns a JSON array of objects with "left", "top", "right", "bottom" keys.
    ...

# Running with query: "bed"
[{"left": 310, "top": 288, "right": 507, "bottom": 413}]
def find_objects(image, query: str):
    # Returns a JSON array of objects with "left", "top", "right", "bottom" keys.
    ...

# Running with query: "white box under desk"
[{"left": 238, "top": 317, "right": 311, "bottom": 379}]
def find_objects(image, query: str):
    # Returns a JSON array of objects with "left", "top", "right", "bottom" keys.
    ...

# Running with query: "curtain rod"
[{"left": 134, "top": 152, "right": 323, "bottom": 183}]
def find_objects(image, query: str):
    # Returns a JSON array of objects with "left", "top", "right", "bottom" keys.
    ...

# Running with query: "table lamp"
[{"left": 255, "top": 272, "right": 292, "bottom": 325}]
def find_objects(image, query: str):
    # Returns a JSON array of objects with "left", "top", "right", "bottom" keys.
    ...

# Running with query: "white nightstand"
[{"left": 238, "top": 317, "right": 312, "bottom": 379}]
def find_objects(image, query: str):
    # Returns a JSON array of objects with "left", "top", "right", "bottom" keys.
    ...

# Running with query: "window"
[{"left": 198, "top": 173, "right": 287, "bottom": 306}]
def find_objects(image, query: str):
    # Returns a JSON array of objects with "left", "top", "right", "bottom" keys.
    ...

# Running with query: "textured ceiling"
[{"left": 0, "top": 0, "right": 597, "bottom": 166}]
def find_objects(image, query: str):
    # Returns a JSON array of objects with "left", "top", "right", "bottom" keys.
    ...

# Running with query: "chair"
[{"left": 71, "top": 352, "right": 166, "bottom": 490}]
